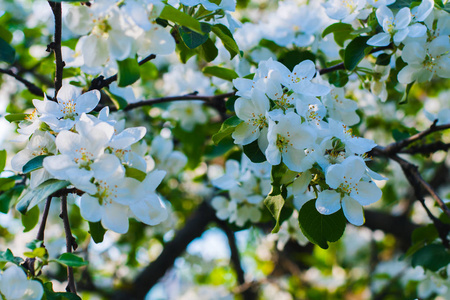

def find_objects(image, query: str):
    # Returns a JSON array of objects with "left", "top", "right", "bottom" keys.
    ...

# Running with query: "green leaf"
[
  {"left": 176, "top": 31, "right": 197, "bottom": 63},
  {"left": 298, "top": 200, "right": 347, "bottom": 249},
  {"left": 179, "top": 23, "right": 211, "bottom": 49},
  {"left": 392, "top": 128, "right": 411, "bottom": 142},
  {"left": 24, "top": 247, "right": 47, "bottom": 259},
  {"left": 322, "top": 23, "right": 353, "bottom": 47},
  {"left": 199, "top": 38, "right": 219, "bottom": 62},
  {"left": 212, "top": 116, "right": 241, "bottom": 145},
  {"left": 411, "top": 244, "right": 450, "bottom": 271},
  {"left": 243, "top": 140, "right": 266, "bottom": 163},
  {"left": 388, "top": 0, "right": 413, "bottom": 9},
  {"left": 264, "top": 193, "right": 285, "bottom": 233},
  {"left": 203, "top": 66, "right": 239, "bottom": 81},
  {"left": 399, "top": 81, "right": 415, "bottom": 104},
  {"left": 16, "top": 179, "right": 70, "bottom": 214},
  {"left": 0, "top": 249, "right": 23, "bottom": 265},
  {"left": 43, "top": 282, "right": 82, "bottom": 300},
  {"left": 48, "top": 0, "right": 87, "bottom": 2},
  {"left": 0, "top": 37, "right": 15, "bottom": 64},
  {"left": 125, "top": 166, "right": 146, "bottom": 182},
  {"left": 0, "top": 177, "right": 15, "bottom": 192},
  {"left": 117, "top": 58, "right": 140, "bottom": 87},
  {"left": 53, "top": 253, "right": 88, "bottom": 268},
  {"left": 89, "top": 221, "right": 107, "bottom": 244},
  {"left": 104, "top": 88, "right": 128, "bottom": 110},
  {"left": 0, "top": 25, "right": 12, "bottom": 43},
  {"left": 405, "top": 225, "right": 439, "bottom": 257},
  {"left": 0, "top": 149, "right": 6, "bottom": 173},
  {"left": 375, "top": 53, "right": 391, "bottom": 66},
  {"left": 279, "top": 50, "right": 316, "bottom": 72},
  {"left": 211, "top": 24, "right": 240, "bottom": 59},
  {"left": 0, "top": 185, "right": 24, "bottom": 214},
  {"left": 21, "top": 205, "right": 40, "bottom": 232},
  {"left": 4, "top": 113, "right": 28, "bottom": 122},
  {"left": 344, "top": 36, "right": 372, "bottom": 71},
  {"left": 328, "top": 69, "right": 349, "bottom": 87},
  {"left": 160, "top": 5, "right": 203, "bottom": 34},
  {"left": 22, "top": 155, "right": 49, "bottom": 173}
]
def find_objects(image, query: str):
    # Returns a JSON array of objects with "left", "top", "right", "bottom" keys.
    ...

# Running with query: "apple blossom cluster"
[
  {"left": 11, "top": 85, "right": 168, "bottom": 234},
  {"left": 64, "top": 0, "right": 175, "bottom": 69},
  {"left": 0, "top": 265, "right": 43, "bottom": 300},
  {"left": 229, "top": 58, "right": 384, "bottom": 225},
  {"left": 211, "top": 156, "right": 271, "bottom": 226}
]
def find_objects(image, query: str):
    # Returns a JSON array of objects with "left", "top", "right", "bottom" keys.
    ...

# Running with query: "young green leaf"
[
  {"left": 16, "top": 179, "right": 70, "bottom": 214},
  {"left": 211, "top": 24, "right": 240, "bottom": 59},
  {"left": 22, "top": 155, "right": 49, "bottom": 173},
  {"left": 21, "top": 205, "right": 40, "bottom": 233},
  {"left": 125, "top": 166, "right": 146, "bottom": 182},
  {"left": 411, "top": 244, "right": 450, "bottom": 271},
  {"left": 179, "top": 23, "right": 211, "bottom": 49},
  {"left": 0, "top": 149, "right": 6, "bottom": 173},
  {"left": 298, "top": 200, "right": 347, "bottom": 249},
  {"left": 203, "top": 66, "right": 239, "bottom": 81},
  {"left": 344, "top": 36, "right": 372, "bottom": 71},
  {"left": 0, "top": 177, "right": 15, "bottom": 192},
  {"left": 160, "top": 5, "right": 203, "bottom": 34},
  {"left": 117, "top": 58, "right": 140, "bottom": 87},
  {"left": 0, "top": 37, "right": 15, "bottom": 64},
  {"left": 89, "top": 221, "right": 107, "bottom": 244},
  {"left": 212, "top": 115, "right": 241, "bottom": 145},
  {"left": 43, "top": 282, "right": 82, "bottom": 300},
  {"left": 54, "top": 253, "right": 88, "bottom": 267}
]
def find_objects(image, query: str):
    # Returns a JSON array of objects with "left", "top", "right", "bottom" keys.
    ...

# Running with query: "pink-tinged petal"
[
  {"left": 101, "top": 202, "right": 130, "bottom": 234},
  {"left": 130, "top": 194, "right": 168, "bottom": 225},
  {"left": 367, "top": 33, "right": 391, "bottom": 47},
  {"left": 351, "top": 181, "right": 382, "bottom": 205},
  {"left": 80, "top": 194, "right": 102, "bottom": 222},
  {"left": 394, "top": 7, "right": 411, "bottom": 29},
  {"left": 57, "top": 84, "right": 80, "bottom": 103},
  {"left": 325, "top": 163, "right": 345, "bottom": 189},
  {"left": 74, "top": 90, "right": 100, "bottom": 114},
  {"left": 316, "top": 190, "right": 341, "bottom": 215},
  {"left": 342, "top": 195, "right": 364, "bottom": 225}
]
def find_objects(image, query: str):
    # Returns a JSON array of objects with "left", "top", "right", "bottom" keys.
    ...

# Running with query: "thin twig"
[
  {"left": 399, "top": 141, "right": 450, "bottom": 155},
  {"left": 384, "top": 121, "right": 450, "bottom": 154},
  {"left": 36, "top": 196, "right": 52, "bottom": 242},
  {"left": 61, "top": 194, "right": 77, "bottom": 294},
  {"left": 88, "top": 54, "right": 156, "bottom": 91},
  {"left": 0, "top": 68, "right": 45, "bottom": 98},
  {"left": 48, "top": 1, "right": 64, "bottom": 96}
]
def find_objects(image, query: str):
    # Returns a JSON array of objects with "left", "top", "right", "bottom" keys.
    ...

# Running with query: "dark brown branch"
[
  {"left": 88, "top": 54, "right": 156, "bottom": 91},
  {"left": 36, "top": 196, "right": 52, "bottom": 242},
  {"left": 0, "top": 68, "right": 45, "bottom": 97},
  {"left": 216, "top": 219, "right": 258, "bottom": 300},
  {"left": 383, "top": 121, "right": 450, "bottom": 155},
  {"left": 48, "top": 1, "right": 64, "bottom": 96},
  {"left": 112, "top": 201, "right": 216, "bottom": 300},
  {"left": 399, "top": 141, "right": 450, "bottom": 155},
  {"left": 61, "top": 194, "right": 77, "bottom": 294}
]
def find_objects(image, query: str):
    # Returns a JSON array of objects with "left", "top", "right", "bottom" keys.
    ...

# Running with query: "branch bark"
[
  {"left": 48, "top": 1, "right": 64, "bottom": 96},
  {"left": 61, "top": 194, "right": 78, "bottom": 294},
  {"left": 0, "top": 68, "right": 45, "bottom": 98}
]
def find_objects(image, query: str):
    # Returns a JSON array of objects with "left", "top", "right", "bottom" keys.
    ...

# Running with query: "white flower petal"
[
  {"left": 342, "top": 195, "right": 364, "bottom": 225},
  {"left": 316, "top": 190, "right": 341, "bottom": 215}
]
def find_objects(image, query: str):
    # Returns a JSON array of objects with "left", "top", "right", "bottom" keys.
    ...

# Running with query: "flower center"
[
  {"left": 74, "top": 148, "right": 94, "bottom": 169},
  {"left": 276, "top": 133, "right": 293, "bottom": 153}
]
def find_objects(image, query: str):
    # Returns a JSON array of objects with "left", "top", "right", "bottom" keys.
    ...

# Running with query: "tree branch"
[
  {"left": 60, "top": 194, "right": 78, "bottom": 294},
  {"left": 112, "top": 201, "right": 216, "bottom": 300},
  {"left": 216, "top": 219, "right": 258, "bottom": 300},
  {"left": 0, "top": 67, "right": 45, "bottom": 98},
  {"left": 383, "top": 121, "right": 450, "bottom": 155},
  {"left": 36, "top": 196, "right": 52, "bottom": 242},
  {"left": 399, "top": 141, "right": 450, "bottom": 155},
  {"left": 88, "top": 54, "right": 156, "bottom": 91},
  {"left": 48, "top": 1, "right": 64, "bottom": 96}
]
